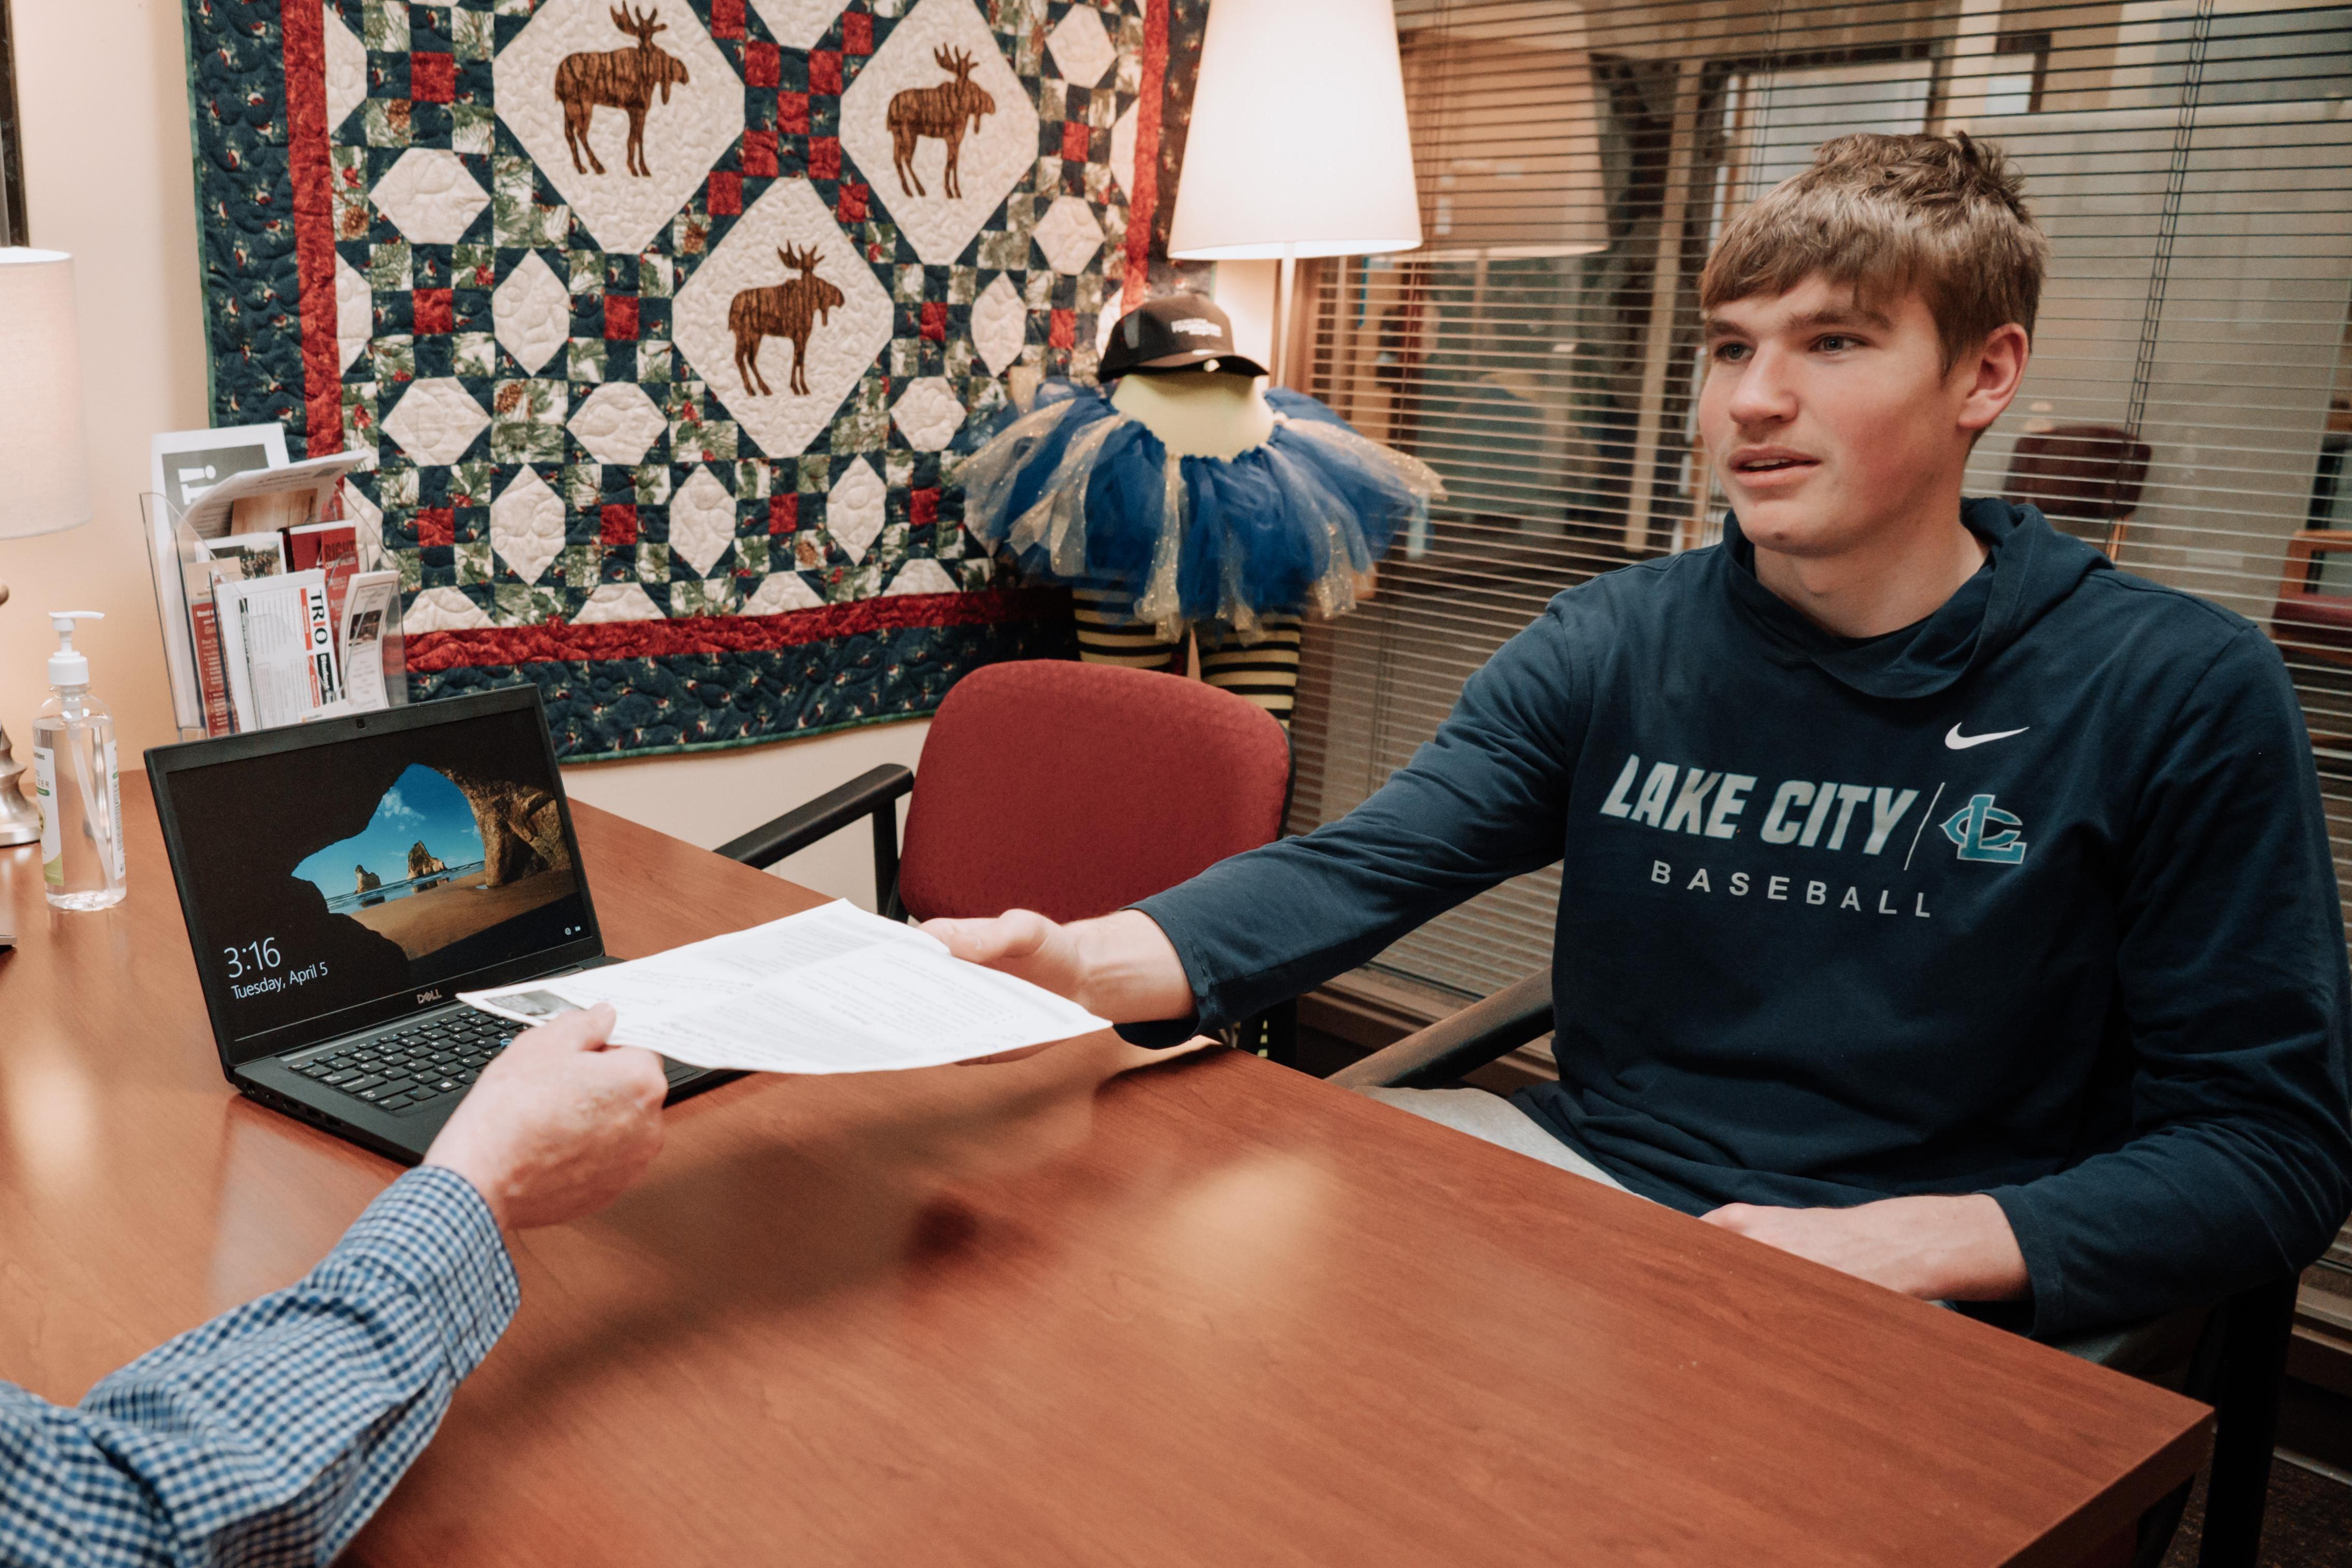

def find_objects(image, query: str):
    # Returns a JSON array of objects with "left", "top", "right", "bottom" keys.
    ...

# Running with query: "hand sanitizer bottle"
[{"left": 33, "top": 611, "right": 125, "bottom": 912}]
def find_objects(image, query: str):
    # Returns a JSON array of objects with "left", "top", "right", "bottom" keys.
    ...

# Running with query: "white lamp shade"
[
  {"left": 1167, "top": 0, "right": 1423, "bottom": 261},
  {"left": 0, "top": 249, "right": 93, "bottom": 540}
]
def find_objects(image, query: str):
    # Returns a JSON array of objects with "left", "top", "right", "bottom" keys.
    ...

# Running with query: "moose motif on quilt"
[
  {"left": 555, "top": 4, "right": 691, "bottom": 177},
  {"left": 887, "top": 46, "right": 996, "bottom": 199},
  {"left": 729, "top": 244, "right": 846, "bottom": 398}
]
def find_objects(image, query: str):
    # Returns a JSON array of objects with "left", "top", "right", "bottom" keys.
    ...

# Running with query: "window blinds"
[{"left": 1291, "top": 0, "right": 2352, "bottom": 1017}]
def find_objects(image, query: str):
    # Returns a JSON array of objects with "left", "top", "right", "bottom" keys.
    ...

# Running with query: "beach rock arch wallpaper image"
[{"left": 297, "top": 764, "right": 578, "bottom": 963}]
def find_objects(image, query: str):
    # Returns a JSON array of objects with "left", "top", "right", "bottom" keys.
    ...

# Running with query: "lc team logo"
[{"left": 1941, "top": 794, "right": 2027, "bottom": 864}]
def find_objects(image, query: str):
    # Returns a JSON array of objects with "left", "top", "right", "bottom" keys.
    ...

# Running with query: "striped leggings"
[{"left": 1071, "top": 587, "right": 1302, "bottom": 725}]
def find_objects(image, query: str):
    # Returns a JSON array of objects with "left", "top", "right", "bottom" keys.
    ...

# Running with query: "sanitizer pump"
[{"left": 33, "top": 611, "right": 125, "bottom": 911}]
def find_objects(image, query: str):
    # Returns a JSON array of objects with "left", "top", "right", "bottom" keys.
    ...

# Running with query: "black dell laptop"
[{"left": 147, "top": 686, "right": 731, "bottom": 1163}]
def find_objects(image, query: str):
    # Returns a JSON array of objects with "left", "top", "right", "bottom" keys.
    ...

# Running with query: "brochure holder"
[
  {"left": 140, "top": 490, "right": 406, "bottom": 741},
  {"left": 139, "top": 490, "right": 209, "bottom": 740}
]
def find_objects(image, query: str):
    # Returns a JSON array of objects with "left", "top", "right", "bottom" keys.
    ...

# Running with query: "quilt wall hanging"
[{"left": 182, "top": 0, "right": 1207, "bottom": 758}]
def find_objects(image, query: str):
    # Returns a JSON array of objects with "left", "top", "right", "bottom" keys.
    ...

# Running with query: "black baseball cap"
[{"left": 1098, "top": 292, "right": 1267, "bottom": 380}]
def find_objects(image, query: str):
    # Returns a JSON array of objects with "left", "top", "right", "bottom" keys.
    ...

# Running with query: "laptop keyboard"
[{"left": 291, "top": 1011, "right": 513, "bottom": 1117}]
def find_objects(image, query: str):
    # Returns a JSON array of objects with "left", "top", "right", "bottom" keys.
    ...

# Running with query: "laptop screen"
[{"left": 152, "top": 691, "right": 599, "bottom": 1062}]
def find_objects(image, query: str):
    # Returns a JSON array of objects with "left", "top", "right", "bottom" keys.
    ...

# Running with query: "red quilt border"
[
  {"left": 404, "top": 585, "right": 1071, "bottom": 669},
  {"left": 280, "top": 0, "right": 342, "bottom": 456},
  {"left": 1123, "top": 0, "right": 1169, "bottom": 314}
]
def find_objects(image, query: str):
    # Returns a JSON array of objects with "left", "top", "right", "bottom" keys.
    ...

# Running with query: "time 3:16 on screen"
[{"left": 222, "top": 937, "right": 280, "bottom": 980}]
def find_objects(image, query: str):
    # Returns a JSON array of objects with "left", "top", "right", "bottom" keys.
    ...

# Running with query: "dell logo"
[{"left": 416, "top": 988, "right": 444, "bottom": 1004}]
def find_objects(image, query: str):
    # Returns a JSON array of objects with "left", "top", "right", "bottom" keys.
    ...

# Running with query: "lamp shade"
[
  {"left": 0, "top": 249, "right": 93, "bottom": 540},
  {"left": 1167, "top": 0, "right": 1423, "bottom": 261}
]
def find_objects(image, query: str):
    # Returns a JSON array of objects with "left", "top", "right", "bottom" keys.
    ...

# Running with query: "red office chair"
[{"left": 718, "top": 659, "right": 1298, "bottom": 1060}]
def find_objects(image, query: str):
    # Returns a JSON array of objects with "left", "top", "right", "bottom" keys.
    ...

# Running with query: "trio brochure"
[{"left": 461, "top": 899, "right": 1109, "bottom": 1073}]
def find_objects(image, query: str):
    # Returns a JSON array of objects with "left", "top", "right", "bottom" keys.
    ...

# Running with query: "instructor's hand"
[
  {"left": 424, "top": 1003, "right": 668, "bottom": 1230},
  {"left": 922, "top": 908, "right": 1194, "bottom": 1024}
]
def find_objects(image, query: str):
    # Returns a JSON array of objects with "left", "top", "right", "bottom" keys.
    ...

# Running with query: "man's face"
[{"left": 1698, "top": 275, "right": 1982, "bottom": 559}]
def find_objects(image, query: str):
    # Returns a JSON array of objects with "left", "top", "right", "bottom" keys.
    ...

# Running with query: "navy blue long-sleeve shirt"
[{"left": 1131, "top": 500, "right": 2352, "bottom": 1338}]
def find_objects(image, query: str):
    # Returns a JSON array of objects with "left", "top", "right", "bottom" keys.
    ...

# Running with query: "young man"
[
  {"left": 929, "top": 133, "right": 2352, "bottom": 1338},
  {"left": 0, "top": 1006, "right": 667, "bottom": 1565}
]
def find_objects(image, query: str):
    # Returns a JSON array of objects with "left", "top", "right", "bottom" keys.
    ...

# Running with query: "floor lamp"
[
  {"left": 1166, "top": 0, "right": 1424, "bottom": 385},
  {"left": 0, "top": 249, "right": 94, "bottom": 847}
]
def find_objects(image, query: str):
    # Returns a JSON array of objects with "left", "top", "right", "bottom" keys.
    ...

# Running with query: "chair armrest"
[
  {"left": 715, "top": 765, "right": 914, "bottom": 902},
  {"left": 1324, "top": 972, "right": 1555, "bottom": 1090}
]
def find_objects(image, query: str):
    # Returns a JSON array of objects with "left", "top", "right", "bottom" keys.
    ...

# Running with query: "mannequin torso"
[{"left": 1109, "top": 372, "right": 1275, "bottom": 459}]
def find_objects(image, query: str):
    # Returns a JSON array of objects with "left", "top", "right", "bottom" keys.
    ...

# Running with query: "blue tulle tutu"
[{"left": 956, "top": 381, "right": 1443, "bottom": 635}]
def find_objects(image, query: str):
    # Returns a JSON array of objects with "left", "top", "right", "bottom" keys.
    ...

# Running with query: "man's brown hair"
[{"left": 1699, "top": 132, "right": 2049, "bottom": 371}]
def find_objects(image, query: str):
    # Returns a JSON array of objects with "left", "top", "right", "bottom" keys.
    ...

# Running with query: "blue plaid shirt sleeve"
[{"left": 0, "top": 1164, "right": 517, "bottom": 1567}]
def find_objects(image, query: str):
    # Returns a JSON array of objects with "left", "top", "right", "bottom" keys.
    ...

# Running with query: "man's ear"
[{"left": 1957, "top": 323, "right": 2030, "bottom": 436}]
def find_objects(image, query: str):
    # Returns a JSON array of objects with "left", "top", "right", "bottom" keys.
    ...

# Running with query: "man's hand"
[
  {"left": 423, "top": 1004, "right": 668, "bottom": 1231},
  {"left": 922, "top": 908, "right": 1193, "bottom": 1024},
  {"left": 1699, "top": 1192, "right": 2029, "bottom": 1302},
  {"left": 922, "top": 909, "right": 1090, "bottom": 999}
]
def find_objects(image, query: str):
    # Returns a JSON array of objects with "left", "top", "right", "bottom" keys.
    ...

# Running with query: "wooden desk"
[{"left": 0, "top": 777, "right": 2207, "bottom": 1566}]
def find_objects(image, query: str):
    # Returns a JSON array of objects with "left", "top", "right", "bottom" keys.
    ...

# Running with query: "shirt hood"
[{"left": 1714, "top": 497, "right": 2108, "bottom": 700}]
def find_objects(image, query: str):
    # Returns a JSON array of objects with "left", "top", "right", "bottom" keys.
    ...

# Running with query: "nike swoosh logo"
[{"left": 1945, "top": 723, "right": 2030, "bottom": 750}]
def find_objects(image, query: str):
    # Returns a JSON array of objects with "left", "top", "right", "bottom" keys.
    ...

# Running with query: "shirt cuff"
[
  {"left": 1984, "top": 1183, "right": 2061, "bottom": 1339},
  {"left": 1121, "top": 896, "right": 1220, "bottom": 1041},
  {"left": 337, "top": 1165, "right": 520, "bottom": 1380}
]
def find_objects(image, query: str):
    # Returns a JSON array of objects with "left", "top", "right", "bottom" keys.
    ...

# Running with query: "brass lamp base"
[
  {"left": 0, "top": 582, "right": 41, "bottom": 846},
  {"left": 0, "top": 724, "right": 39, "bottom": 847}
]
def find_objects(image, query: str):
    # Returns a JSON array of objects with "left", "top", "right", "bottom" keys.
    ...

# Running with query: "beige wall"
[
  {"left": 1, "top": 0, "right": 1255, "bottom": 909},
  {"left": 1, "top": 0, "right": 204, "bottom": 760}
]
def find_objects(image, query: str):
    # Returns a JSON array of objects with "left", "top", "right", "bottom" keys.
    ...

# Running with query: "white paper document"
[
  {"left": 178, "top": 450, "right": 369, "bottom": 541},
  {"left": 459, "top": 900, "right": 1110, "bottom": 1074}
]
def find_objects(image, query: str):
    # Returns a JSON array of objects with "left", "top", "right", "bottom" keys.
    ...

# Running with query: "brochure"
[
  {"left": 203, "top": 531, "right": 288, "bottom": 580},
  {"left": 177, "top": 450, "right": 369, "bottom": 542},
  {"left": 214, "top": 569, "right": 343, "bottom": 730},
  {"left": 151, "top": 424, "right": 288, "bottom": 524},
  {"left": 287, "top": 521, "right": 363, "bottom": 632},
  {"left": 181, "top": 560, "right": 237, "bottom": 735},
  {"left": 337, "top": 570, "right": 400, "bottom": 713}
]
